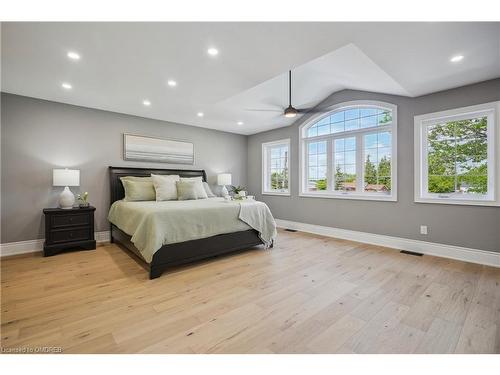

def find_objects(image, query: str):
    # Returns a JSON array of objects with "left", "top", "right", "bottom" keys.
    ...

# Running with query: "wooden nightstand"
[{"left": 43, "top": 206, "right": 96, "bottom": 256}]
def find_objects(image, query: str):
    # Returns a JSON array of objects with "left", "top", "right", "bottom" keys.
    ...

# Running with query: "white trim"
[
  {"left": 275, "top": 219, "right": 500, "bottom": 268},
  {"left": 298, "top": 192, "right": 397, "bottom": 202},
  {"left": 414, "top": 101, "right": 500, "bottom": 207},
  {"left": 0, "top": 231, "right": 111, "bottom": 257},
  {"left": 299, "top": 100, "right": 398, "bottom": 202},
  {"left": 262, "top": 138, "right": 291, "bottom": 196}
]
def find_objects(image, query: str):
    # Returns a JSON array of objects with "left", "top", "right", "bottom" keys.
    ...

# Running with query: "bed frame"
[{"left": 108, "top": 166, "right": 266, "bottom": 279}]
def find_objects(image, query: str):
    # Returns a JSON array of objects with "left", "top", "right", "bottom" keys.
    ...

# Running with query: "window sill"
[
  {"left": 414, "top": 197, "right": 499, "bottom": 207},
  {"left": 262, "top": 191, "right": 291, "bottom": 196},
  {"left": 299, "top": 192, "right": 397, "bottom": 202}
]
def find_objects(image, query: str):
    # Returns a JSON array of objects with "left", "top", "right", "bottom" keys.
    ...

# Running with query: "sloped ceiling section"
[{"left": 2, "top": 22, "right": 499, "bottom": 135}]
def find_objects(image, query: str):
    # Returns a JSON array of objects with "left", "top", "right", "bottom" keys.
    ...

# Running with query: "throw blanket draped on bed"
[
  {"left": 108, "top": 197, "right": 276, "bottom": 263},
  {"left": 239, "top": 200, "right": 276, "bottom": 247}
]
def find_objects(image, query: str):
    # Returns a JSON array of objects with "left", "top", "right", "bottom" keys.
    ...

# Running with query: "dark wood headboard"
[{"left": 109, "top": 166, "right": 207, "bottom": 205}]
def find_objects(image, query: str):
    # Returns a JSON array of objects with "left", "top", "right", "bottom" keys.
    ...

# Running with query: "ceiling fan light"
[{"left": 284, "top": 106, "right": 298, "bottom": 118}]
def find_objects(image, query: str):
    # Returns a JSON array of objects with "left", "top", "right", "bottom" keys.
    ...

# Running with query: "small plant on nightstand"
[
  {"left": 231, "top": 185, "right": 245, "bottom": 195},
  {"left": 77, "top": 192, "right": 89, "bottom": 208}
]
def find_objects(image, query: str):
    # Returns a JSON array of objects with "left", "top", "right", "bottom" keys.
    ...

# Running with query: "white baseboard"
[
  {"left": 0, "top": 231, "right": 111, "bottom": 257},
  {"left": 275, "top": 219, "right": 500, "bottom": 268}
]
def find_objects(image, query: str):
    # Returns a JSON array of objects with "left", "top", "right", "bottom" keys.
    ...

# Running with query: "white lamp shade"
[
  {"left": 217, "top": 173, "right": 232, "bottom": 186},
  {"left": 53, "top": 169, "right": 80, "bottom": 187}
]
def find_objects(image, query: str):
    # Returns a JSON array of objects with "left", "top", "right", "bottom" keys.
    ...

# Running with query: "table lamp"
[
  {"left": 217, "top": 173, "right": 232, "bottom": 197},
  {"left": 53, "top": 168, "right": 80, "bottom": 209}
]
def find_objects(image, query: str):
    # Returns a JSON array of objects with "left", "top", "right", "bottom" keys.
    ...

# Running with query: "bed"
[{"left": 108, "top": 166, "right": 273, "bottom": 279}]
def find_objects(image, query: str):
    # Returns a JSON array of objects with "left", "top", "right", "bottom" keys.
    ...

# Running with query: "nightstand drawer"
[
  {"left": 51, "top": 213, "right": 90, "bottom": 228},
  {"left": 50, "top": 227, "right": 91, "bottom": 243}
]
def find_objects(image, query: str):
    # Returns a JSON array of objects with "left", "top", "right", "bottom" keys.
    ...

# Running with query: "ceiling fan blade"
[
  {"left": 297, "top": 108, "right": 331, "bottom": 114},
  {"left": 245, "top": 108, "right": 284, "bottom": 113}
]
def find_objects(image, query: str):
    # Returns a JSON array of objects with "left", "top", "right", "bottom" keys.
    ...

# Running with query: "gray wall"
[
  {"left": 247, "top": 79, "right": 500, "bottom": 253},
  {"left": 1, "top": 93, "right": 247, "bottom": 243}
]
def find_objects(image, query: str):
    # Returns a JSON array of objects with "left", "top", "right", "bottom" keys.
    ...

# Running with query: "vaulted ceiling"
[{"left": 2, "top": 22, "right": 499, "bottom": 135}]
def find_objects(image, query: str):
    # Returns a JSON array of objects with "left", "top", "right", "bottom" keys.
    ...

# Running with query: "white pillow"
[
  {"left": 180, "top": 176, "right": 208, "bottom": 199},
  {"left": 151, "top": 174, "right": 180, "bottom": 201},
  {"left": 203, "top": 182, "right": 216, "bottom": 197}
]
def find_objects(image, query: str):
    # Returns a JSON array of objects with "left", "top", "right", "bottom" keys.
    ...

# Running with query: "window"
[
  {"left": 262, "top": 139, "right": 290, "bottom": 195},
  {"left": 300, "top": 101, "right": 397, "bottom": 201},
  {"left": 414, "top": 102, "right": 499, "bottom": 206}
]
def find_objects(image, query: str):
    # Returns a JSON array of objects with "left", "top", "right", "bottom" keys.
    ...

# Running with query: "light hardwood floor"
[{"left": 1, "top": 229, "right": 499, "bottom": 354}]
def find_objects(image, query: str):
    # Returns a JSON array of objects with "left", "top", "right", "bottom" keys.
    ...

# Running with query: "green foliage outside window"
[
  {"left": 271, "top": 170, "right": 288, "bottom": 190},
  {"left": 364, "top": 155, "right": 391, "bottom": 191},
  {"left": 427, "top": 117, "right": 487, "bottom": 194}
]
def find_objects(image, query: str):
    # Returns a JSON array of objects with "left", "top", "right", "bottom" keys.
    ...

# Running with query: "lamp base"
[
  {"left": 59, "top": 186, "right": 75, "bottom": 209},
  {"left": 221, "top": 185, "right": 229, "bottom": 197}
]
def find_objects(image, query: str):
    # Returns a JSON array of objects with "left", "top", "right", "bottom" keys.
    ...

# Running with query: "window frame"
[
  {"left": 414, "top": 102, "right": 499, "bottom": 206},
  {"left": 262, "top": 138, "right": 291, "bottom": 196},
  {"left": 299, "top": 100, "right": 398, "bottom": 201}
]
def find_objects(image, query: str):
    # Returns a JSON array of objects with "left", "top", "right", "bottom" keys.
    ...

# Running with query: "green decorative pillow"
[
  {"left": 120, "top": 176, "right": 156, "bottom": 201},
  {"left": 176, "top": 180, "right": 198, "bottom": 200}
]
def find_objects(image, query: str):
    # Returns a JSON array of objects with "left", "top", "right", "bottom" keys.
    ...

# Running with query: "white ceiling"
[{"left": 2, "top": 22, "right": 499, "bottom": 135}]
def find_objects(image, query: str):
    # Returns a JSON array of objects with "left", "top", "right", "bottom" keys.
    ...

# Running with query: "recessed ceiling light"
[
  {"left": 167, "top": 80, "right": 177, "bottom": 87},
  {"left": 61, "top": 82, "right": 72, "bottom": 90},
  {"left": 197, "top": 112, "right": 204, "bottom": 117},
  {"left": 237, "top": 121, "right": 244, "bottom": 126},
  {"left": 450, "top": 55, "right": 464, "bottom": 63},
  {"left": 143, "top": 100, "right": 151, "bottom": 106},
  {"left": 67, "top": 51, "right": 80, "bottom": 60},
  {"left": 207, "top": 48, "right": 219, "bottom": 56}
]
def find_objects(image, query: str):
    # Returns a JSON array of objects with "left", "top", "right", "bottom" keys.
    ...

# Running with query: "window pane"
[
  {"left": 426, "top": 116, "right": 488, "bottom": 195},
  {"left": 318, "top": 153, "right": 327, "bottom": 166},
  {"left": 345, "top": 151, "right": 356, "bottom": 164},
  {"left": 317, "top": 141, "right": 327, "bottom": 154},
  {"left": 307, "top": 141, "right": 327, "bottom": 192},
  {"left": 308, "top": 142, "right": 317, "bottom": 154},
  {"left": 345, "top": 109, "right": 360, "bottom": 120},
  {"left": 331, "top": 122, "right": 344, "bottom": 133},
  {"left": 378, "top": 132, "right": 391, "bottom": 147},
  {"left": 378, "top": 111, "right": 392, "bottom": 125},
  {"left": 334, "top": 137, "right": 357, "bottom": 192},
  {"left": 344, "top": 137, "right": 356, "bottom": 151},
  {"left": 360, "top": 108, "right": 378, "bottom": 117},
  {"left": 317, "top": 117, "right": 329, "bottom": 126},
  {"left": 330, "top": 112, "right": 344, "bottom": 123},
  {"left": 428, "top": 176, "right": 455, "bottom": 194},
  {"left": 334, "top": 138, "right": 344, "bottom": 152},
  {"left": 360, "top": 115, "right": 377, "bottom": 129},
  {"left": 307, "top": 126, "right": 318, "bottom": 138},
  {"left": 363, "top": 132, "right": 392, "bottom": 194},
  {"left": 345, "top": 119, "right": 359, "bottom": 131},
  {"left": 265, "top": 143, "right": 289, "bottom": 192},
  {"left": 317, "top": 124, "right": 330, "bottom": 136},
  {"left": 364, "top": 133, "right": 377, "bottom": 149},
  {"left": 377, "top": 147, "right": 391, "bottom": 163}
]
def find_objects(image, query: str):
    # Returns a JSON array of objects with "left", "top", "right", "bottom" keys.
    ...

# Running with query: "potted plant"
[
  {"left": 231, "top": 185, "right": 247, "bottom": 199},
  {"left": 77, "top": 192, "right": 89, "bottom": 208}
]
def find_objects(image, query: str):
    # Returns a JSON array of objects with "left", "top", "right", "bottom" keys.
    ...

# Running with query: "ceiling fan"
[{"left": 245, "top": 70, "right": 328, "bottom": 118}]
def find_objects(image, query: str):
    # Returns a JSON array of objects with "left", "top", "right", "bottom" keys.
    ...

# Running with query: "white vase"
[{"left": 59, "top": 186, "right": 75, "bottom": 209}]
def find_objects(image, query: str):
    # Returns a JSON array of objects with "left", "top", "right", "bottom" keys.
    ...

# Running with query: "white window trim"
[
  {"left": 299, "top": 100, "right": 398, "bottom": 202},
  {"left": 262, "top": 138, "right": 291, "bottom": 196},
  {"left": 414, "top": 101, "right": 500, "bottom": 207}
]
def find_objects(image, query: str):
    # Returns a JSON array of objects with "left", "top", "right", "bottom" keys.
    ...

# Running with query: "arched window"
[{"left": 299, "top": 101, "right": 397, "bottom": 201}]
